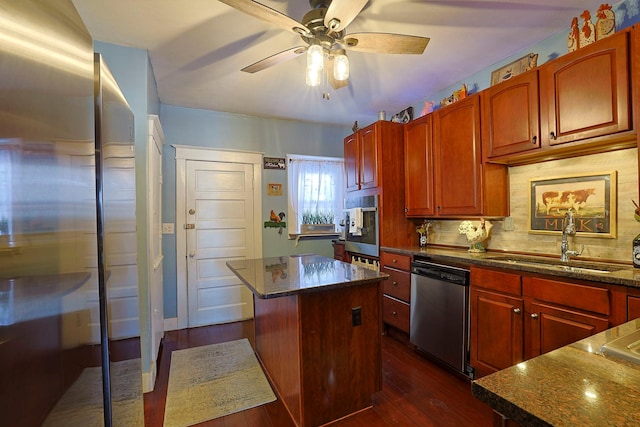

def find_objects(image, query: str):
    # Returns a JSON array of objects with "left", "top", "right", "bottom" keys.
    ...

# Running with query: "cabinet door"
[
  {"left": 540, "top": 29, "right": 630, "bottom": 146},
  {"left": 482, "top": 70, "right": 541, "bottom": 158},
  {"left": 404, "top": 115, "right": 435, "bottom": 216},
  {"left": 528, "top": 302, "right": 609, "bottom": 358},
  {"left": 359, "top": 126, "right": 378, "bottom": 190},
  {"left": 433, "top": 95, "right": 483, "bottom": 216},
  {"left": 470, "top": 288, "right": 524, "bottom": 378},
  {"left": 344, "top": 133, "right": 360, "bottom": 191},
  {"left": 628, "top": 295, "right": 640, "bottom": 321}
]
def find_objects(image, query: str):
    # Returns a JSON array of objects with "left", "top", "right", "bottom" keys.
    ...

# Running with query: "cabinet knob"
[
  {"left": 513, "top": 308, "right": 521, "bottom": 314},
  {"left": 531, "top": 135, "right": 537, "bottom": 145},
  {"left": 392, "top": 259, "right": 397, "bottom": 263},
  {"left": 392, "top": 281, "right": 398, "bottom": 286},
  {"left": 549, "top": 131, "right": 557, "bottom": 140},
  {"left": 392, "top": 311, "right": 398, "bottom": 316},
  {"left": 531, "top": 313, "right": 539, "bottom": 319}
]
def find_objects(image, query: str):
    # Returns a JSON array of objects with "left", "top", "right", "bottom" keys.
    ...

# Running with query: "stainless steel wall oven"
[{"left": 344, "top": 195, "right": 379, "bottom": 258}]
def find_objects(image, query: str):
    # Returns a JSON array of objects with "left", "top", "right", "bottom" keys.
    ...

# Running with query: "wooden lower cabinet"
[
  {"left": 528, "top": 302, "right": 609, "bottom": 358},
  {"left": 470, "top": 288, "right": 524, "bottom": 378},
  {"left": 628, "top": 295, "right": 640, "bottom": 320},
  {"left": 380, "top": 250, "right": 411, "bottom": 334},
  {"left": 470, "top": 266, "right": 611, "bottom": 378}
]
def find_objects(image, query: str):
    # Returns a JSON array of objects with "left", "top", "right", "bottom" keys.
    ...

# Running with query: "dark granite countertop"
[
  {"left": 382, "top": 245, "right": 640, "bottom": 288},
  {"left": 226, "top": 254, "right": 388, "bottom": 299},
  {"left": 471, "top": 318, "right": 640, "bottom": 426}
]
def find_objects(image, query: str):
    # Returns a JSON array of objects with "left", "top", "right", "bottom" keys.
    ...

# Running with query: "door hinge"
[{"left": 184, "top": 223, "right": 195, "bottom": 229}]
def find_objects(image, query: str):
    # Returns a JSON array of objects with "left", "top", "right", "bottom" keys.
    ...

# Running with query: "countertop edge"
[{"left": 380, "top": 245, "right": 640, "bottom": 288}]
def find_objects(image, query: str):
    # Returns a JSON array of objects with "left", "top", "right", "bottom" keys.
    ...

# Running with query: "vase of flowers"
[
  {"left": 416, "top": 220, "right": 432, "bottom": 248},
  {"left": 458, "top": 218, "right": 493, "bottom": 253}
]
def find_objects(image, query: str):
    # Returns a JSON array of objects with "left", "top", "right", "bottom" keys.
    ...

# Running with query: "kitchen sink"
[
  {"left": 484, "top": 255, "right": 623, "bottom": 274},
  {"left": 600, "top": 329, "right": 640, "bottom": 365}
]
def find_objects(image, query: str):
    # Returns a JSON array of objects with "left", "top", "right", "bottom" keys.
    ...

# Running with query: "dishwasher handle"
[{"left": 411, "top": 263, "right": 469, "bottom": 286}]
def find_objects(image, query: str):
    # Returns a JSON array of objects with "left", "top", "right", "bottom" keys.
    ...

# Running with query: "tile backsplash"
[{"left": 427, "top": 148, "right": 639, "bottom": 263}]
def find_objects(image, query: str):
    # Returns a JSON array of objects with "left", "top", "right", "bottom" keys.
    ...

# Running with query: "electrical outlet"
[
  {"left": 162, "top": 223, "right": 175, "bottom": 234},
  {"left": 503, "top": 216, "right": 514, "bottom": 231},
  {"left": 351, "top": 306, "right": 362, "bottom": 327}
]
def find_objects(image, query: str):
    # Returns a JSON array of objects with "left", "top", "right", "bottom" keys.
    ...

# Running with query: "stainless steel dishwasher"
[{"left": 410, "top": 259, "right": 473, "bottom": 378}]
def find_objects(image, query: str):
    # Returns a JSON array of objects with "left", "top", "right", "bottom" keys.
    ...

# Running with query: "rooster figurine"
[{"left": 458, "top": 218, "right": 493, "bottom": 253}]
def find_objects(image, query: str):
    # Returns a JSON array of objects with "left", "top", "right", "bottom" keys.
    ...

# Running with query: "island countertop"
[
  {"left": 471, "top": 318, "right": 640, "bottom": 426},
  {"left": 226, "top": 254, "right": 388, "bottom": 299}
]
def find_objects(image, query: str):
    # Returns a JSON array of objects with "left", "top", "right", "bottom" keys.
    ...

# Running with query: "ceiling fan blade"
[
  {"left": 324, "top": 0, "right": 368, "bottom": 32},
  {"left": 218, "top": 0, "right": 309, "bottom": 36},
  {"left": 342, "top": 33, "right": 429, "bottom": 55},
  {"left": 327, "top": 57, "right": 348, "bottom": 90},
  {"left": 241, "top": 46, "right": 307, "bottom": 73}
]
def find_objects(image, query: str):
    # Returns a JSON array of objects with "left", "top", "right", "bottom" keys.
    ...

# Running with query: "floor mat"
[{"left": 163, "top": 338, "right": 276, "bottom": 427}]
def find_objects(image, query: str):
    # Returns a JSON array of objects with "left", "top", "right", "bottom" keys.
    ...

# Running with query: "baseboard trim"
[
  {"left": 164, "top": 317, "right": 178, "bottom": 331},
  {"left": 142, "top": 359, "right": 157, "bottom": 393}
]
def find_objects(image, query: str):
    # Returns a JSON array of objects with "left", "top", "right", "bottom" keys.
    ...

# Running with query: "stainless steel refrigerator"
[{"left": 0, "top": 1, "right": 142, "bottom": 425}]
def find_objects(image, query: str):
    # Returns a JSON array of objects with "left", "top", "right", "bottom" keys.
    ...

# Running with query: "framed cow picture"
[{"left": 528, "top": 171, "right": 616, "bottom": 238}]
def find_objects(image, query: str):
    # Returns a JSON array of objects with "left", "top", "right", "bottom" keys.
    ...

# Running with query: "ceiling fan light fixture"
[
  {"left": 307, "top": 44, "right": 324, "bottom": 71},
  {"left": 333, "top": 50, "right": 349, "bottom": 81},
  {"left": 306, "top": 66, "right": 322, "bottom": 87}
]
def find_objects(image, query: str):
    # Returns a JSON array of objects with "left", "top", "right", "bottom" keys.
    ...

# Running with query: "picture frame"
[
  {"left": 491, "top": 52, "right": 538, "bottom": 86},
  {"left": 528, "top": 171, "right": 616, "bottom": 238},
  {"left": 267, "top": 183, "right": 282, "bottom": 196}
]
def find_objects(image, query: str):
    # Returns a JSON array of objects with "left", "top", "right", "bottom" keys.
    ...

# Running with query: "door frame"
[{"left": 174, "top": 145, "right": 263, "bottom": 330}]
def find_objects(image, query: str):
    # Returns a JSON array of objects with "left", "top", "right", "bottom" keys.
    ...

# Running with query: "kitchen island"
[
  {"left": 471, "top": 318, "right": 640, "bottom": 426},
  {"left": 226, "top": 254, "right": 388, "bottom": 427}
]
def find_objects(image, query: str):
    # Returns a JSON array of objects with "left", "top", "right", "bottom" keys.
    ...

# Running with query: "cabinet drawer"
[
  {"left": 382, "top": 267, "right": 411, "bottom": 302},
  {"left": 383, "top": 295, "right": 410, "bottom": 333},
  {"left": 523, "top": 277, "right": 610, "bottom": 316},
  {"left": 380, "top": 251, "right": 411, "bottom": 271},
  {"left": 333, "top": 242, "right": 345, "bottom": 261},
  {"left": 470, "top": 266, "right": 521, "bottom": 295}
]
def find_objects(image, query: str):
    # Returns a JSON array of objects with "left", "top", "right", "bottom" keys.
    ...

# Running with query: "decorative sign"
[
  {"left": 264, "top": 157, "right": 285, "bottom": 170},
  {"left": 491, "top": 52, "right": 538, "bottom": 86},
  {"left": 267, "top": 183, "right": 282, "bottom": 196},
  {"left": 528, "top": 171, "right": 616, "bottom": 238}
]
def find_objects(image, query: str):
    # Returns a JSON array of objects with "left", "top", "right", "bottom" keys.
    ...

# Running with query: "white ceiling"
[{"left": 73, "top": 0, "right": 607, "bottom": 126}]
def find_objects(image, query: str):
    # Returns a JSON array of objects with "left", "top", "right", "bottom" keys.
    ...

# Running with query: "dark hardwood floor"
[{"left": 144, "top": 321, "right": 494, "bottom": 427}]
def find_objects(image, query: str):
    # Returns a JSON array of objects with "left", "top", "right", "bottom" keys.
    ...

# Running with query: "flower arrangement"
[
  {"left": 416, "top": 220, "right": 432, "bottom": 247},
  {"left": 458, "top": 218, "right": 493, "bottom": 252}
]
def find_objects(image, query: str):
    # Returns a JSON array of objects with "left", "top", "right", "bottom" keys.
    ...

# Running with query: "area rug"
[
  {"left": 163, "top": 338, "right": 276, "bottom": 427},
  {"left": 43, "top": 358, "right": 144, "bottom": 427}
]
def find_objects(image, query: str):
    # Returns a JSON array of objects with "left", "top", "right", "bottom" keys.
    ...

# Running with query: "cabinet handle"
[
  {"left": 392, "top": 311, "right": 398, "bottom": 316},
  {"left": 549, "top": 131, "right": 556, "bottom": 140},
  {"left": 513, "top": 308, "right": 521, "bottom": 314},
  {"left": 392, "top": 259, "right": 397, "bottom": 263},
  {"left": 392, "top": 281, "right": 398, "bottom": 286},
  {"left": 531, "top": 313, "right": 539, "bottom": 319},
  {"left": 531, "top": 135, "right": 537, "bottom": 145}
]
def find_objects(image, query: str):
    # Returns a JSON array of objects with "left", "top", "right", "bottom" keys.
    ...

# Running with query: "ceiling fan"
[{"left": 218, "top": 0, "right": 430, "bottom": 92}]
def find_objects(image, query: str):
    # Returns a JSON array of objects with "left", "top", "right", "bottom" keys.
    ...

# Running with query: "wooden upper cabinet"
[
  {"left": 433, "top": 95, "right": 484, "bottom": 216},
  {"left": 344, "top": 133, "right": 360, "bottom": 192},
  {"left": 359, "top": 125, "right": 378, "bottom": 190},
  {"left": 404, "top": 114, "right": 435, "bottom": 217},
  {"left": 540, "top": 28, "right": 631, "bottom": 147},
  {"left": 482, "top": 70, "right": 541, "bottom": 159}
]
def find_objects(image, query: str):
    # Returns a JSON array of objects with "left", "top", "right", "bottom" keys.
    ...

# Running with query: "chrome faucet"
[{"left": 560, "top": 211, "right": 584, "bottom": 262}]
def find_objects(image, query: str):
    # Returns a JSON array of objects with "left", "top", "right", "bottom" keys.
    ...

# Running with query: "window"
[{"left": 287, "top": 154, "right": 345, "bottom": 235}]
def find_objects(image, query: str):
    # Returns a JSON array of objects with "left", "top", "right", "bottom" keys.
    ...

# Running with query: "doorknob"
[
  {"left": 189, "top": 251, "right": 196, "bottom": 257},
  {"left": 189, "top": 208, "right": 196, "bottom": 215}
]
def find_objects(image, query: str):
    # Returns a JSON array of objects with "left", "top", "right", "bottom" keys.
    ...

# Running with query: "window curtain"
[{"left": 287, "top": 155, "right": 345, "bottom": 235}]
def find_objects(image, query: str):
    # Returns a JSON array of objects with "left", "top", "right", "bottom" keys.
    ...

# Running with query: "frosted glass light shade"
[
  {"left": 333, "top": 52, "right": 349, "bottom": 81},
  {"left": 307, "top": 44, "right": 324, "bottom": 71},
  {"left": 306, "top": 66, "right": 321, "bottom": 87}
]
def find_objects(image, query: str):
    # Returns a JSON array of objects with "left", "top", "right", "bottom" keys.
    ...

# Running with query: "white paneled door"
[{"left": 185, "top": 160, "right": 256, "bottom": 327}]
